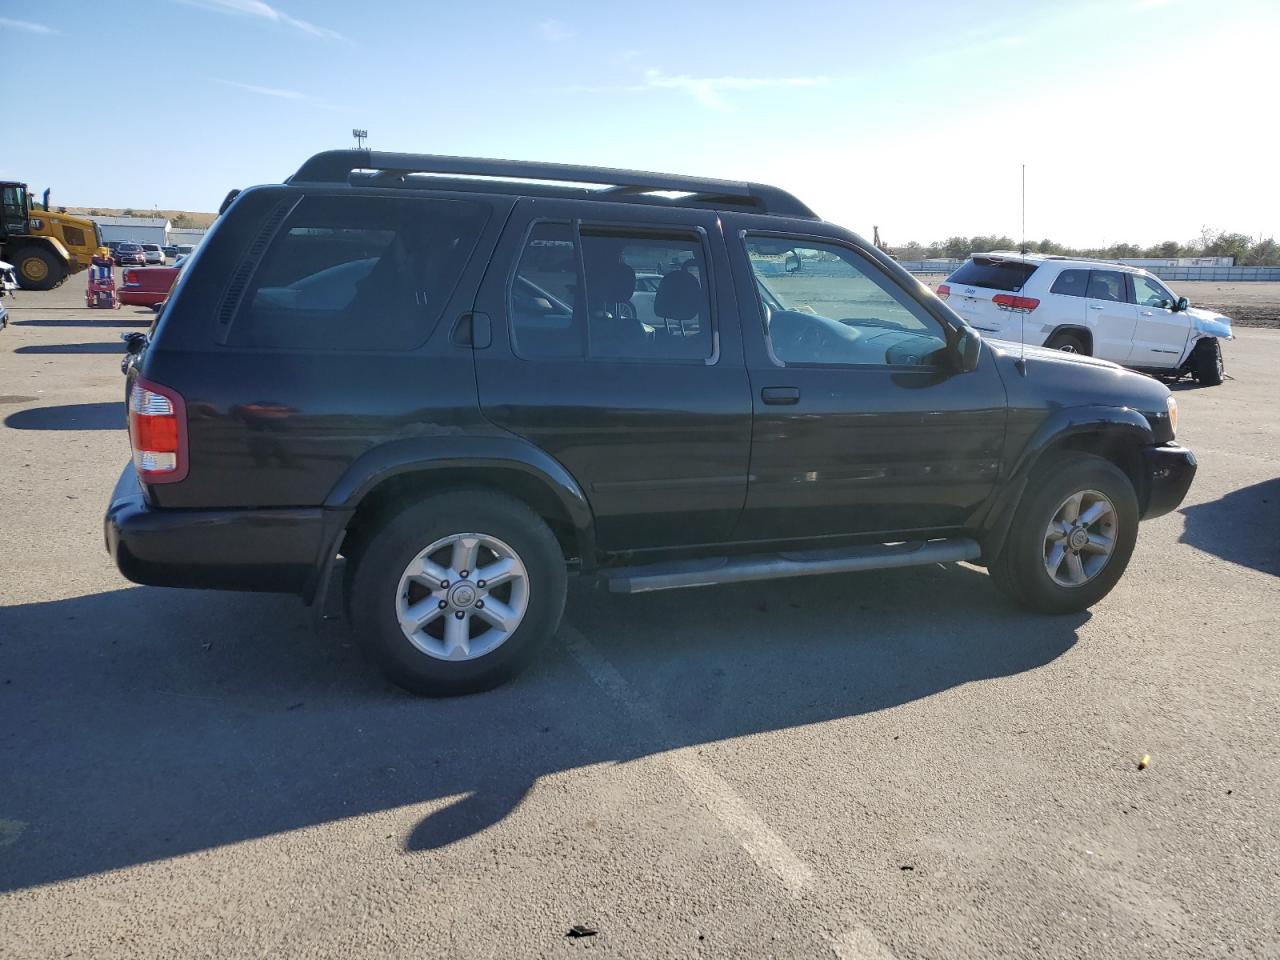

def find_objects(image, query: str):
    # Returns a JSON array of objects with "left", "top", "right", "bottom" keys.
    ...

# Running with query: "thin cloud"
[
  {"left": 180, "top": 0, "right": 344, "bottom": 40},
  {"left": 635, "top": 69, "right": 830, "bottom": 110},
  {"left": 538, "top": 19, "right": 573, "bottom": 43},
  {"left": 1135, "top": 0, "right": 1175, "bottom": 8},
  {"left": 212, "top": 78, "right": 348, "bottom": 111},
  {"left": 0, "top": 17, "right": 58, "bottom": 34}
]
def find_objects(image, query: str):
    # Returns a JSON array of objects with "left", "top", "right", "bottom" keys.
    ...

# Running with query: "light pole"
[{"left": 352, "top": 128, "right": 368, "bottom": 149}]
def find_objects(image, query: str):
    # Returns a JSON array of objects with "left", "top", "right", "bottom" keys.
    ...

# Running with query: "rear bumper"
[
  {"left": 104, "top": 464, "right": 330, "bottom": 596},
  {"left": 1140, "top": 443, "right": 1197, "bottom": 520}
]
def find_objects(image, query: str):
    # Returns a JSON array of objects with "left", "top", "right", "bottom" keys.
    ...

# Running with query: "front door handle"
[
  {"left": 1089, "top": 304, "right": 1104, "bottom": 310},
  {"left": 761, "top": 386, "right": 800, "bottom": 405},
  {"left": 1140, "top": 310, "right": 1154, "bottom": 316}
]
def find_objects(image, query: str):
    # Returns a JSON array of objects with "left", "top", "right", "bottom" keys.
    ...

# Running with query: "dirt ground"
[{"left": 915, "top": 277, "right": 1280, "bottom": 329}]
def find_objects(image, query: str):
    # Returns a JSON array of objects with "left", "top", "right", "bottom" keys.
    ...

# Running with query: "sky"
[{"left": 3, "top": 0, "right": 1276, "bottom": 247}]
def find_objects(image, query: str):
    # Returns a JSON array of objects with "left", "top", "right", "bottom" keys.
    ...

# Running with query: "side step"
[{"left": 603, "top": 538, "right": 982, "bottom": 594}]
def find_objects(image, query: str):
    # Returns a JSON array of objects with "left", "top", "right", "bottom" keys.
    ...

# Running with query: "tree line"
[{"left": 890, "top": 229, "right": 1280, "bottom": 266}]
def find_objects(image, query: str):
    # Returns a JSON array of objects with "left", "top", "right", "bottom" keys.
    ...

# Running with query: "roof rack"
[{"left": 286, "top": 150, "right": 818, "bottom": 219}]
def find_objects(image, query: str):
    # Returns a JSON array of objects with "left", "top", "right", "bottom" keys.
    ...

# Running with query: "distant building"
[
  {"left": 168, "top": 227, "right": 208, "bottom": 247},
  {"left": 92, "top": 216, "right": 170, "bottom": 246}
]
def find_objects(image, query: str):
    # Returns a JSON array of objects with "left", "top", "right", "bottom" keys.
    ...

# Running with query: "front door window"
[{"left": 744, "top": 237, "right": 948, "bottom": 367}]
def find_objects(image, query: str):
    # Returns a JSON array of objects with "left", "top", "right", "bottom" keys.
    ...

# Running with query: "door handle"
[
  {"left": 1089, "top": 305, "right": 1104, "bottom": 310},
  {"left": 1140, "top": 310, "right": 1154, "bottom": 316},
  {"left": 761, "top": 386, "right": 800, "bottom": 405}
]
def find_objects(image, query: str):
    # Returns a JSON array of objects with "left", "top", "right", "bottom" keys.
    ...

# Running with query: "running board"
[{"left": 603, "top": 538, "right": 982, "bottom": 594}]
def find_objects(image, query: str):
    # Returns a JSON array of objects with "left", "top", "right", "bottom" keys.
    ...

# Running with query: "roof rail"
[{"left": 286, "top": 149, "right": 818, "bottom": 219}]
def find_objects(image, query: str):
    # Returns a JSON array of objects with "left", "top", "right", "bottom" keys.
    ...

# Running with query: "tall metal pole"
[{"left": 1021, "top": 163, "right": 1026, "bottom": 255}]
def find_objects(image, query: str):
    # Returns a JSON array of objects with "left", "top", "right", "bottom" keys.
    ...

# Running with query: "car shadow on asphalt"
[
  {"left": 1179, "top": 477, "right": 1279, "bottom": 576},
  {"left": 3, "top": 402, "right": 124, "bottom": 431},
  {"left": 13, "top": 342, "right": 129, "bottom": 355},
  {"left": 0, "top": 563, "right": 1085, "bottom": 892}
]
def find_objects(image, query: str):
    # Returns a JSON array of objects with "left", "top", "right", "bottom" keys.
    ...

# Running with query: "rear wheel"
[
  {"left": 347, "top": 490, "right": 567, "bottom": 696},
  {"left": 1191, "top": 338, "right": 1224, "bottom": 386},
  {"left": 1046, "top": 331, "right": 1089, "bottom": 355},
  {"left": 13, "top": 246, "right": 67, "bottom": 291},
  {"left": 990, "top": 454, "right": 1138, "bottom": 613}
]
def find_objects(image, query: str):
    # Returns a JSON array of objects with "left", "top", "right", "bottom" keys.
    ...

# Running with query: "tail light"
[
  {"left": 124, "top": 270, "right": 138, "bottom": 287},
  {"left": 992, "top": 294, "right": 1040, "bottom": 312},
  {"left": 128, "top": 376, "right": 188, "bottom": 483},
  {"left": 936, "top": 283, "right": 951, "bottom": 300}
]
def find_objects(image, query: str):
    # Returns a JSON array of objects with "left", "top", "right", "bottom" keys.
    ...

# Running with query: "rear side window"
[
  {"left": 508, "top": 222, "right": 713, "bottom": 362},
  {"left": 1049, "top": 269, "right": 1089, "bottom": 298},
  {"left": 226, "top": 195, "right": 487, "bottom": 351},
  {"left": 949, "top": 258, "right": 1038, "bottom": 292}
]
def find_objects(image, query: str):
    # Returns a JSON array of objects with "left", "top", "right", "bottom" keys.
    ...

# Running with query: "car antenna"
[{"left": 1016, "top": 162, "right": 1028, "bottom": 376}]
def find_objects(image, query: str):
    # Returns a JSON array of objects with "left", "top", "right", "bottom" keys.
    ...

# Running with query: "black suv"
[{"left": 106, "top": 150, "right": 1196, "bottom": 695}]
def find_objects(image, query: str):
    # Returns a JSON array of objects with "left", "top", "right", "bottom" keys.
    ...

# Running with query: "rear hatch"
[{"left": 939, "top": 256, "right": 1041, "bottom": 339}]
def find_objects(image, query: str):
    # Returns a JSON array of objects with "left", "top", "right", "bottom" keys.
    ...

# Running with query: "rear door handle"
[
  {"left": 1089, "top": 305, "right": 1104, "bottom": 310},
  {"left": 1140, "top": 310, "right": 1154, "bottom": 316},
  {"left": 761, "top": 386, "right": 800, "bottom": 405}
]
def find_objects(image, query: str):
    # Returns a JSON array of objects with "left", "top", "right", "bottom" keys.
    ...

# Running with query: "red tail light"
[
  {"left": 992, "top": 294, "right": 1040, "bottom": 312},
  {"left": 128, "top": 376, "right": 188, "bottom": 483},
  {"left": 936, "top": 283, "right": 951, "bottom": 299},
  {"left": 124, "top": 270, "right": 138, "bottom": 287}
]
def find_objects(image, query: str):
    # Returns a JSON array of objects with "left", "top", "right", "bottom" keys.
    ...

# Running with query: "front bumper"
[
  {"left": 104, "top": 464, "right": 330, "bottom": 596},
  {"left": 1140, "top": 443, "right": 1197, "bottom": 520}
]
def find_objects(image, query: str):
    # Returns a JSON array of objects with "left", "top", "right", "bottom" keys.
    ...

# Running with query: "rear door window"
[
  {"left": 226, "top": 195, "right": 487, "bottom": 351},
  {"left": 1049, "top": 269, "right": 1089, "bottom": 297},
  {"left": 949, "top": 258, "right": 1038, "bottom": 292},
  {"left": 508, "top": 222, "right": 713, "bottom": 362}
]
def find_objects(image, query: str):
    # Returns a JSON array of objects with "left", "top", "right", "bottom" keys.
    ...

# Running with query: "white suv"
[
  {"left": 938, "top": 253, "right": 1233, "bottom": 385},
  {"left": 140, "top": 243, "right": 165, "bottom": 266}
]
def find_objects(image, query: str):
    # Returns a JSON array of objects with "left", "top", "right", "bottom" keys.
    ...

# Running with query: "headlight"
[{"left": 1166, "top": 395, "right": 1178, "bottom": 436}]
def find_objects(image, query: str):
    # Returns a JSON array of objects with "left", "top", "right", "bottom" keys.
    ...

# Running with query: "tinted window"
[
  {"left": 1049, "top": 269, "right": 1089, "bottom": 298},
  {"left": 1132, "top": 274, "right": 1173, "bottom": 308},
  {"left": 508, "top": 223, "right": 713, "bottom": 362},
  {"left": 746, "top": 237, "right": 948, "bottom": 367},
  {"left": 1086, "top": 270, "right": 1125, "bottom": 303},
  {"left": 949, "top": 257, "right": 1038, "bottom": 292},
  {"left": 227, "top": 195, "right": 487, "bottom": 351}
]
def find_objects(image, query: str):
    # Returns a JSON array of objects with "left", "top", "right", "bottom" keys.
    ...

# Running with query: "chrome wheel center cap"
[
  {"left": 1068, "top": 527, "right": 1089, "bottom": 550},
  {"left": 449, "top": 583, "right": 477, "bottom": 608}
]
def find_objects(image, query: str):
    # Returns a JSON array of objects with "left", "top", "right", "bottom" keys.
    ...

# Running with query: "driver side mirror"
[
  {"left": 952, "top": 328, "right": 982, "bottom": 373},
  {"left": 1175, "top": 296, "right": 1189, "bottom": 312}
]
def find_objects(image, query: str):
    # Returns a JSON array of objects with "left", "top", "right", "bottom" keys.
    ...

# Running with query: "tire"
[
  {"left": 347, "top": 489, "right": 567, "bottom": 696},
  {"left": 1046, "top": 331, "right": 1089, "bottom": 355},
  {"left": 989, "top": 453, "right": 1138, "bottom": 614},
  {"left": 13, "top": 246, "right": 66, "bottom": 291},
  {"left": 1191, "top": 338, "right": 1224, "bottom": 386}
]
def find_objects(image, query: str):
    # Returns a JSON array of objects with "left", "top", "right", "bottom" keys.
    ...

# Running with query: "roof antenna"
[{"left": 1017, "top": 162, "right": 1028, "bottom": 376}]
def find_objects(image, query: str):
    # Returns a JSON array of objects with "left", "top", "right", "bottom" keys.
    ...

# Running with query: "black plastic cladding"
[{"left": 285, "top": 149, "right": 819, "bottom": 220}]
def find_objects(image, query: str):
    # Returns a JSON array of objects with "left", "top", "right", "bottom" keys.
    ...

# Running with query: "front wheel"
[
  {"left": 347, "top": 490, "right": 567, "bottom": 696},
  {"left": 990, "top": 454, "right": 1138, "bottom": 613},
  {"left": 13, "top": 246, "right": 67, "bottom": 291},
  {"left": 1191, "top": 338, "right": 1224, "bottom": 386}
]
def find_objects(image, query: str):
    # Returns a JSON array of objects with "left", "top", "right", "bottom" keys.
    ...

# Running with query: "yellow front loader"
[{"left": 1, "top": 183, "right": 101, "bottom": 290}]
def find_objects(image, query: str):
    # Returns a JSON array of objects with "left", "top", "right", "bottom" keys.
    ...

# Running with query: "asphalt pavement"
[{"left": 1, "top": 282, "right": 1277, "bottom": 959}]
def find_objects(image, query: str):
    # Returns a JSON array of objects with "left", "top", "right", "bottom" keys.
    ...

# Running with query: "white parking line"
[{"left": 560, "top": 622, "right": 816, "bottom": 898}]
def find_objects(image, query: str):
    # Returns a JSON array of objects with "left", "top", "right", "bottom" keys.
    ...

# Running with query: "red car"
[{"left": 120, "top": 257, "right": 185, "bottom": 307}]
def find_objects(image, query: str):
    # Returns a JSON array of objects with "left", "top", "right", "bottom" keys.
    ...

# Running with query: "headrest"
[
  {"left": 588, "top": 259, "right": 636, "bottom": 304},
  {"left": 654, "top": 270, "right": 703, "bottom": 321}
]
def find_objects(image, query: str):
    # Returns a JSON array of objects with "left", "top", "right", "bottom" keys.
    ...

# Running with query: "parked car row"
[{"left": 106, "top": 239, "right": 196, "bottom": 265}]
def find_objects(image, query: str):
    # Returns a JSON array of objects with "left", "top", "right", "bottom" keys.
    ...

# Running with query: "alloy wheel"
[
  {"left": 1042, "top": 489, "right": 1117, "bottom": 587},
  {"left": 394, "top": 532, "right": 529, "bottom": 661}
]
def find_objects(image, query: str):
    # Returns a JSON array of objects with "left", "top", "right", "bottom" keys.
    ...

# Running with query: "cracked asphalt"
[{"left": 1, "top": 281, "right": 1277, "bottom": 959}]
